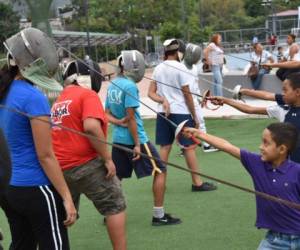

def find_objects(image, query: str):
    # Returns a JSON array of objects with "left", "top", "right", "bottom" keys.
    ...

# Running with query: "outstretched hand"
[
  {"left": 207, "top": 96, "right": 225, "bottom": 106},
  {"left": 182, "top": 127, "right": 201, "bottom": 139}
]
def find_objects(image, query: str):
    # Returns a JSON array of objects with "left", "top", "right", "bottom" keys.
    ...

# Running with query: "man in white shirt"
[
  {"left": 148, "top": 39, "right": 217, "bottom": 192},
  {"left": 250, "top": 43, "right": 274, "bottom": 90},
  {"left": 275, "top": 34, "right": 300, "bottom": 81},
  {"left": 179, "top": 43, "right": 218, "bottom": 153}
]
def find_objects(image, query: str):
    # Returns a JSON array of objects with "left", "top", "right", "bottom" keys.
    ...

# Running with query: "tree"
[
  {"left": 244, "top": 0, "right": 266, "bottom": 17},
  {"left": 0, "top": 3, "right": 19, "bottom": 48},
  {"left": 187, "top": 14, "right": 212, "bottom": 43},
  {"left": 158, "top": 22, "right": 183, "bottom": 42},
  {"left": 12, "top": 0, "right": 53, "bottom": 35},
  {"left": 25, "top": 0, "right": 53, "bottom": 35}
]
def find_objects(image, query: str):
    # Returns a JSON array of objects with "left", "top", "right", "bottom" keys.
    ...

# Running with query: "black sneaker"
[
  {"left": 192, "top": 182, "right": 217, "bottom": 192},
  {"left": 203, "top": 145, "right": 219, "bottom": 153},
  {"left": 152, "top": 213, "right": 182, "bottom": 226}
]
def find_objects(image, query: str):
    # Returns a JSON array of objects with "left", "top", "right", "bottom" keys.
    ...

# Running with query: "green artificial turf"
[{"left": 0, "top": 118, "right": 276, "bottom": 250}]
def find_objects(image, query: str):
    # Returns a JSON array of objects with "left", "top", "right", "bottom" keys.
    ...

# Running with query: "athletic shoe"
[
  {"left": 192, "top": 182, "right": 217, "bottom": 192},
  {"left": 177, "top": 150, "right": 184, "bottom": 157},
  {"left": 203, "top": 145, "right": 219, "bottom": 153},
  {"left": 152, "top": 213, "right": 182, "bottom": 226}
]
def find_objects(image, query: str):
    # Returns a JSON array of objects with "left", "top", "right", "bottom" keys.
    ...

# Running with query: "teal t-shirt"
[{"left": 105, "top": 76, "right": 148, "bottom": 145}]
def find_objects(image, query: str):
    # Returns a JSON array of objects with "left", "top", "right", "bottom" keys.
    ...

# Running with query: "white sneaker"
[{"left": 203, "top": 145, "right": 219, "bottom": 153}]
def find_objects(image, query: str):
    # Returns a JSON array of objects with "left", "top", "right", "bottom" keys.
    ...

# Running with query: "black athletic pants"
[{"left": 1, "top": 185, "right": 69, "bottom": 250}]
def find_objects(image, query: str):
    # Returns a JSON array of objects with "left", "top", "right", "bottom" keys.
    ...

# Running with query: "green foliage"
[
  {"left": 0, "top": 3, "right": 19, "bottom": 48},
  {"left": 66, "top": 0, "right": 299, "bottom": 46},
  {"left": 26, "top": 0, "right": 53, "bottom": 35},
  {"left": 287, "top": 0, "right": 300, "bottom": 8},
  {"left": 244, "top": 0, "right": 267, "bottom": 17},
  {"left": 187, "top": 14, "right": 212, "bottom": 43},
  {"left": 158, "top": 22, "right": 183, "bottom": 42}
]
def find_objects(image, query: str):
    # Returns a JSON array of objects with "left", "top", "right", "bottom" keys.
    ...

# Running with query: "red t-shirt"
[{"left": 51, "top": 85, "right": 107, "bottom": 170}]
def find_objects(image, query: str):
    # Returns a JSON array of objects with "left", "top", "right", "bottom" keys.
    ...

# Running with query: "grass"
[{"left": 0, "top": 118, "right": 275, "bottom": 250}]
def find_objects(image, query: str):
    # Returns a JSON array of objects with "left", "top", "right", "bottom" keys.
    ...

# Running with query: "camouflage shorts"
[{"left": 63, "top": 157, "right": 126, "bottom": 216}]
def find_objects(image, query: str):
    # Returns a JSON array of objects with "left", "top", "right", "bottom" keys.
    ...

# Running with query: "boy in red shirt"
[{"left": 51, "top": 60, "right": 126, "bottom": 250}]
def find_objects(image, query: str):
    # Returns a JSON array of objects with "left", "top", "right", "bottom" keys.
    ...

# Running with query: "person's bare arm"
[
  {"left": 126, "top": 107, "right": 140, "bottom": 160},
  {"left": 211, "top": 97, "right": 268, "bottom": 115},
  {"left": 148, "top": 81, "right": 170, "bottom": 116},
  {"left": 83, "top": 117, "right": 116, "bottom": 178},
  {"left": 203, "top": 46, "right": 211, "bottom": 64},
  {"left": 182, "top": 85, "right": 199, "bottom": 128},
  {"left": 31, "top": 117, "right": 76, "bottom": 226},
  {"left": 224, "top": 97, "right": 268, "bottom": 115},
  {"left": 105, "top": 109, "right": 127, "bottom": 127},
  {"left": 148, "top": 81, "right": 163, "bottom": 103},
  {"left": 263, "top": 60, "right": 300, "bottom": 69},
  {"left": 184, "top": 128, "right": 240, "bottom": 159},
  {"left": 239, "top": 88, "right": 276, "bottom": 101}
]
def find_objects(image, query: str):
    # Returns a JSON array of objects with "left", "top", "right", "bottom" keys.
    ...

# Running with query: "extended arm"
[
  {"left": 212, "top": 97, "right": 268, "bottom": 115},
  {"left": 184, "top": 128, "right": 241, "bottom": 159},
  {"left": 264, "top": 60, "right": 300, "bottom": 69},
  {"left": 240, "top": 88, "right": 276, "bottom": 101}
]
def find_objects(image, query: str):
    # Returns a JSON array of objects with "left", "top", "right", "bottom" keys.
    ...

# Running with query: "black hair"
[
  {"left": 164, "top": 39, "right": 180, "bottom": 60},
  {"left": 266, "top": 122, "right": 298, "bottom": 154},
  {"left": 285, "top": 72, "right": 300, "bottom": 90},
  {"left": 277, "top": 46, "right": 282, "bottom": 50},
  {"left": 118, "top": 56, "right": 124, "bottom": 74},
  {"left": 62, "top": 62, "right": 77, "bottom": 81},
  {"left": 0, "top": 128, "right": 11, "bottom": 193},
  {"left": 0, "top": 64, "right": 19, "bottom": 101},
  {"left": 177, "top": 39, "right": 186, "bottom": 54},
  {"left": 164, "top": 49, "right": 179, "bottom": 59}
]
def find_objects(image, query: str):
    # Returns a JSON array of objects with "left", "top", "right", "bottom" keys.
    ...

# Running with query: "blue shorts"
[
  {"left": 155, "top": 113, "right": 196, "bottom": 146},
  {"left": 112, "top": 141, "right": 166, "bottom": 179}
]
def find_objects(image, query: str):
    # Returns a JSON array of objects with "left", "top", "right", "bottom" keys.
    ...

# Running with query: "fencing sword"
[
  {"left": 1, "top": 103, "right": 300, "bottom": 211},
  {"left": 102, "top": 60, "right": 232, "bottom": 109},
  {"left": 55, "top": 44, "right": 200, "bottom": 149},
  {"left": 159, "top": 61, "right": 244, "bottom": 102}
]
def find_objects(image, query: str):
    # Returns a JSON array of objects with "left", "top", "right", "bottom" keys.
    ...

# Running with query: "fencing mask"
[
  {"left": 183, "top": 43, "right": 201, "bottom": 69},
  {"left": 117, "top": 50, "right": 145, "bottom": 82},
  {"left": 63, "top": 59, "right": 103, "bottom": 93},
  {"left": 4, "top": 27, "right": 62, "bottom": 92}
]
